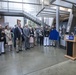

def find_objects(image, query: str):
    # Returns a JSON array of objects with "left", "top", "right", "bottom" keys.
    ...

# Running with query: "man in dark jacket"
[
  {"left": 44, "top": 26, "right": 50, "bottom": 46},
  {"left": 14, "top": 20, "right": 23, "bottom": 53}
]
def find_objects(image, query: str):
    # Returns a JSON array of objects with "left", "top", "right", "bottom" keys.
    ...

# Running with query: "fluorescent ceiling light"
[{"left": 68, "top": 9, "right": 71, "bottom": 12}]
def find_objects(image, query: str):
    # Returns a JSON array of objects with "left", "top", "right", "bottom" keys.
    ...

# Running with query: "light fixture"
[
  {"left": 68, "top": 9, "right": 71, "bottom": 12},
  {"left": 42, "top": 0, "right": 44, "bottom": 2}
]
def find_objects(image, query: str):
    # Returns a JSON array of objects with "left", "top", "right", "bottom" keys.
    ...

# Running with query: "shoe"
[
  {"left": 31, "top": 47, "right": 34, "bottom": 48},
  {"left": 16, "top": 51, "right": 19, "bottom": 53},
  {"left": 2, "top": 52, "right": 6, "bottom": 54},
  {"left": 25, "top": 48, "right": 28, "bottom": 50},
  {"left": 27, "top": 48, "right": 30, "bottom": 50},
  {"left": 0, "top": 53, "right": 1, "bottom": 56},
  {"left": 44, "top": 45, "right": 46, "bottom": 47},
  {"left": 19, "top": 49, "right": 23, "bottom": 51},
  {"left": 50, "top": 45, "right": 52, "bottom": 47}
]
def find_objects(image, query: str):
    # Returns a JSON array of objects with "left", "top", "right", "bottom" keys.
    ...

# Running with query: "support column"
[
  {"left": 56, "top": 6, "right": 60, "bottom": 47},
  {"left": 41, "top": 0, "right": 44, "bottom": 26},
  {"left": 56, "top": 6, "right": 59, "bottom": 31}
]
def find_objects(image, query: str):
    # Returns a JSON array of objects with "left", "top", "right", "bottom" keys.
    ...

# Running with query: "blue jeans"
[{"left": 0, "top": 42, "right": 4, "bottom": 53}]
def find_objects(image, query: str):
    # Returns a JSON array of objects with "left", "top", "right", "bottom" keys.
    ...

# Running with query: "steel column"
[
  {"left": 41, "top": 0, "right": 44, "bottom": 26},
  {"left": 56, "top": 6, "right": 59, "bottom": 31}
]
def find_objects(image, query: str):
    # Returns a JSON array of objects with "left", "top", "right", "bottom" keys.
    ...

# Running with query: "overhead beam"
[
  {"left": 40, "top": 12, "right": 56, "bottom": 15},
  {"left": 40, "top": 12, "right": 69, "bottom": 17},
  {"left": 36, "top": 7, "right": 45, "bottom": 16},
  {"left": 43, "top": 10, "right": 69, "bottom": 14},
  {"left": 37, "top": 14, "right": 55, "bottom": 17},
  {"left": 44, "top": 7, "right": 70, "bottom": 13},
  {"left": 62, "top": 0, "right": 76, "bottom": 4},
  {"left": 43, "top": 10, "right": 56, "bottom": 13},
  {"left": 0, "top": 0, "right": 49, "bottom": 6},
  {"left": 41, "top": 11, "right": 69, "bottom": 15},
  {"left": 38, "top": 13, "right": 69, "bottom": 18},
  {"left": 50, "top": 0, "right": 56, "bottom": 4},
  {"left": 37, "top": 7, "right": 69, "bottom": 16}
]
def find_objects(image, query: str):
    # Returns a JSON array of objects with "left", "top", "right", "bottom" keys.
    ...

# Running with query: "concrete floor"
[{"left": 0, "top": 46, "right": 76, "bottom": 75}]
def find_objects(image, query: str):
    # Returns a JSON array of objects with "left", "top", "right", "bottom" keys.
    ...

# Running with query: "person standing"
[
  {"left": 13, "top": 25, "right": 17, "bottom": 47},
  {"left": 14, "top": 20, "right": 23, "bottom": 53},
  {"left": 49, "top": 27, "right": 59, "bottom": 47},
  {"left": 23, "top": 25, "right": 30, "bottom": 50},
  {"left": 36, "top": 28, "right": 40, "bottom": 45},
  {"left": 44, "top": 26, "right": 50, "bottom": 46},
  {"left": 0, "top": 25, "right": 5, "bottom": 55},
  {"left": 34, "top": 28, "right": 37, "bottom": 46},
  {"left": 39, "top": 27, "right": 44, "bottom": 46},
  {"left": 29, "top": 27, "right": 34, "bottom": 48},
  {"left": 5, "top": 25, "right": 13, "bottom": 51}
]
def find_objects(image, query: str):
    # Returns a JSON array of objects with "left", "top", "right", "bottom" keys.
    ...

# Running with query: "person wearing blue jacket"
[{"left": 49, "top": 27, "right": 59, "bottom": 47}]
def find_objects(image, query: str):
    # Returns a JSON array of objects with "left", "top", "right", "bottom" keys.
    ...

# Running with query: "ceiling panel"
[
  {"left": 23, "top": 4, "right": 42, "bottom": 16},
  {"left": 23, "top": 0, "right": 40, "bottom": 4},
  {"left": 37, "top": 5, "right": 70, "bottom": 18},
  {"left": 51, "top": 0, "right": 72, "bottom": 8},
  {"left": 38, "top": 14, "right": 56, "bottom": 18},
  {"left": 8, "top": 0, "right": 22, "bottom": 2}
]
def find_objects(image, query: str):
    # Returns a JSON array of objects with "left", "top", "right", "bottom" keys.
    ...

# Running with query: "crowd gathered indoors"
[{"left": 0, "top": 19, "right": 59, "bottom": 55}]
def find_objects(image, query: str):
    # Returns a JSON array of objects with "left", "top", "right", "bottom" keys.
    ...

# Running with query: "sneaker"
[
  {"left": 16, "top": 51, "right": 19, "bottom": 53},
  {"left": 0, "top": 53, "right": 1, "bottom": 55}
]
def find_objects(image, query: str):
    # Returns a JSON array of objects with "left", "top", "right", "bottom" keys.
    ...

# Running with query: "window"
[{"left": 9, "top": 3, "right": 22, "bottom": 10}]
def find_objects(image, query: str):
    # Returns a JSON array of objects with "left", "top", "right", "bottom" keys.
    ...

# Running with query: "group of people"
[{"left": 0, "top": 19, "right": 59, "bottom": 55}]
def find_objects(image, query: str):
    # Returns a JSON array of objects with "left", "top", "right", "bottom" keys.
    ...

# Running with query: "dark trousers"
[
  {"left": 14, "top": 37, "right": 23, "bottom": 52},
  {"left": 14, "top": 39, "right": 16, "bottom": 48},
  {"left": 25, "top": 37, "right": 30, "bottom": 49},
  {"left": 39, "top": 36, "right": 43, "bottom": 45},
  {"left": 37, "top": 36, "right": 39, "bottom": 44}
]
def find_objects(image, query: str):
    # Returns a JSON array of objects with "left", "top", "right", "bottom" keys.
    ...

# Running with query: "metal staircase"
[
  {"left": 0, "top": 9, "right": 47, "bottom": 25},
  {"left": 66, "top": 5, "right": 76, "bottom": 33}
]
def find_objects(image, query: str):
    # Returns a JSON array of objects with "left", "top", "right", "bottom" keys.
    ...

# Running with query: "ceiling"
[
  {"left": 36, "top": 0, "right": 76, "bottom": 20},
  {"left": 0, "top": 0, "right": 75, "bottom": 19}
]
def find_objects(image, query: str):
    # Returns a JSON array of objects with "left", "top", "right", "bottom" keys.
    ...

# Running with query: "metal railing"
[{"left": 0, "top": 1, "right": 43, "bottom": 25}]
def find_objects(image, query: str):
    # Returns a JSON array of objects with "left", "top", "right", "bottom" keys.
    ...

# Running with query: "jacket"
[
  {"left": 14, "top": 27, "right": 23, "bottom": 40},
  {"left": 30, "top": 30, "right": 34, "bottom": 37},
  {"left": 49, "top": 29, "right": 59, "bottom": 40},
  {"left": 0, "top": 29, "right": 6, "bottom": 42},
  {"left": 44, "top": 29, "right": 50, "bottom": 37}
]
